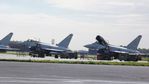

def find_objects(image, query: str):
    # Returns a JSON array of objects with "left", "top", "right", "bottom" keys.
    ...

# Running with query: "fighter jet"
[
  {"left": 29, "top": 34, "right": 75, "bottom": 58},
  {"left": 0, "top": 32, "right": 17, "bottom": 52},
  {"left": 85, "top": 35, "right": 142, "bottom": 61}
]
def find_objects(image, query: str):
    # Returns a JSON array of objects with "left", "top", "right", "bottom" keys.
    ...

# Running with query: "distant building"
[{"left": 9, "top": 39, "right": 38, "bottom": 52}]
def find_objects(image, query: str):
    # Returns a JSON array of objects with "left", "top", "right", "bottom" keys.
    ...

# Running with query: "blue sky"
[{"left": 0, "top": 0, "right": 149, "bottom": 50}]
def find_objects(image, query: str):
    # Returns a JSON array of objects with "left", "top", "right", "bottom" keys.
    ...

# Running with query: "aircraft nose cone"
[{"left": 84, "top": 44, "right": 90, "bottom": 48}]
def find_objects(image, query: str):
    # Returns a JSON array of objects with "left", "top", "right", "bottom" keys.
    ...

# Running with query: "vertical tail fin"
[
  {"left": 56, "top": 34, "right": 73, "bottom": 48},
  {"left": 0, "top": 32, "right": 13, "bottom": 46},
  {"left": 126, "top": 35, "right": 142, "bottom": 50}
]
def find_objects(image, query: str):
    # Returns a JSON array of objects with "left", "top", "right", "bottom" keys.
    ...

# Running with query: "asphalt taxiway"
[{"left": 0, "top": 61, "right": 149, "bottom": 84}]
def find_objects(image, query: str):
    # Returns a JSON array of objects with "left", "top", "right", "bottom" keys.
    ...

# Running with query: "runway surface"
[{"left": 0, "top": 61, "right": 149, "bottom": 84}]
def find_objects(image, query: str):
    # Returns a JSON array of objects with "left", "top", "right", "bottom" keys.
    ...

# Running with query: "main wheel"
[{"left": 55, "top": 55, "right": 58, "bottom": 58}]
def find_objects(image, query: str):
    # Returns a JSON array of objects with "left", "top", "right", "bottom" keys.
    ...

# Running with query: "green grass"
[
  {"left": 142, "top": 57, "right": 149, "bottom": 62},
  {"left": 0, "top": 52, "right": 148, "bottom": 66},
  {"left": 0, "top": 59, "right": 149, "bottom": 66},
  {"left": 78, "top": 55, "right": 97, "bottom": 60},
  {"left": 0, "top": 51, "right": 29, "bottom": 56}
]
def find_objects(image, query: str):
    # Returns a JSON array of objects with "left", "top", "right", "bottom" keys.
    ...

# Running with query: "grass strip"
[{"left": 0, "top": 59, "right": 149, "bottom": 66}]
